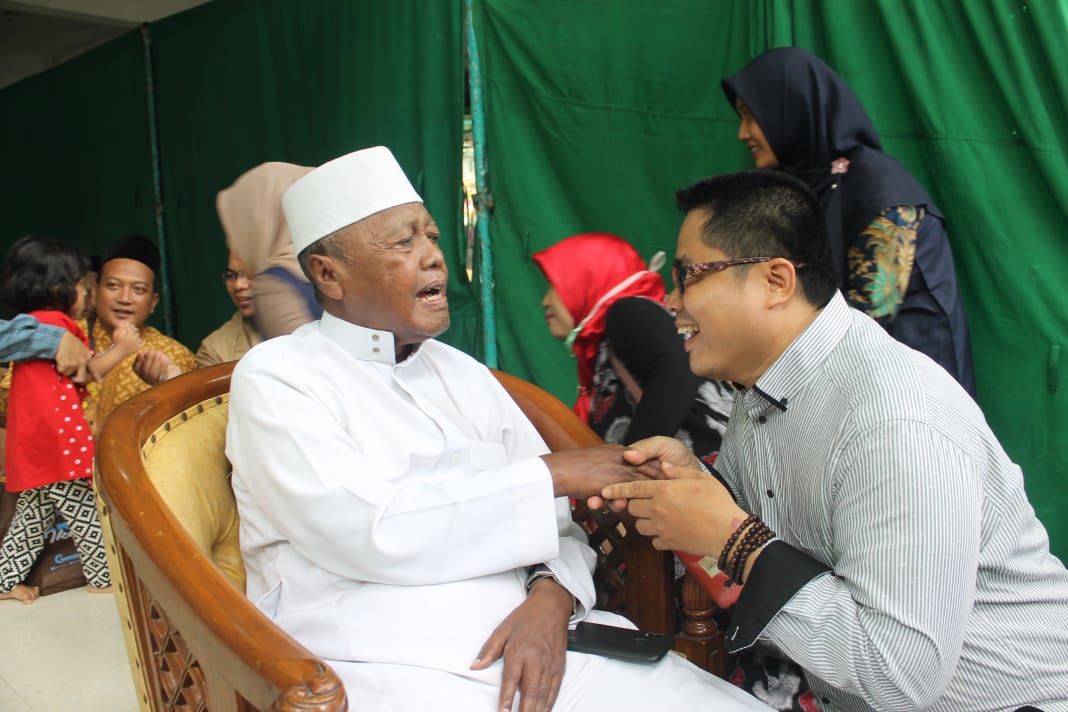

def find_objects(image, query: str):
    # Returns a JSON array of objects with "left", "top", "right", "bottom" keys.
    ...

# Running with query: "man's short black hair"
[
  {"left": 675, "top": 170, "right": 838, "bottom": 307},
  {"left": 1, "top": 235, "right": 89, "bottom": 314}
]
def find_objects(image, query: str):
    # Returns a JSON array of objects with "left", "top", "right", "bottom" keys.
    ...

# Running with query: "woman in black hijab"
[{"left": 722, "top": 47, "right": 976, "bottom": 396}]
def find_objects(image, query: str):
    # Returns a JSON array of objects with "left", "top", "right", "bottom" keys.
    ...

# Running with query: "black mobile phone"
[{"left": 566, "top": 622, "right": 675, "bottom": 664}]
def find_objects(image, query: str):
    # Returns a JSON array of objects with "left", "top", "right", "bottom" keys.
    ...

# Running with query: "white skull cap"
[{"left": 282, "top": 146, "right": 423, "bottom": 254}]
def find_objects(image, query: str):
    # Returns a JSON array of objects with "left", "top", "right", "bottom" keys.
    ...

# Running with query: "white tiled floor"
[{"left": 0, "top": 586, "right": 138, "bottom": 712}]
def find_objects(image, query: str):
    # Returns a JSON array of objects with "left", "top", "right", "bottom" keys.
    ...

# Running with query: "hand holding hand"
[
  {"left": 602, "top": 462, "right": 748, "bottom": 556},
  {"left": 622, "top": 436, "right": 701, "bottom": 471},
  {"left": 541, "top": 444, "right": 664, "bottom": 501},
  {"left": 133, "top": 350, "right": 181, "bottom": 386},
  {"left": 585, "top": 436, "right": 695, "bottom": 511},
  {"left": 471, "top": 579, "right": 572, "bottom": 711}
]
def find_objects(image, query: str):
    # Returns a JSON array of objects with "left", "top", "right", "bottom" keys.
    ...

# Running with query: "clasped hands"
[
  {"left": 601, "top": 435, "right": 749, "bottom": 558},
  {"left": 541, "top": 438, "right": 745, "bottom": 558}
]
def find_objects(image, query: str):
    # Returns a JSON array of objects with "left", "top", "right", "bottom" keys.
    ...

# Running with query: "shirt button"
[
  {"left": 372, "top": 347, "right": 380, "bottom": 353},
  {"left": 372, "top": 334, "right": 380, "bottom": 341},
  {"left": 757, "top": 415, "right": 767, "bottom": 424},
  {"left": 766, "top": 489, "right": 774, "bottom": 498}
]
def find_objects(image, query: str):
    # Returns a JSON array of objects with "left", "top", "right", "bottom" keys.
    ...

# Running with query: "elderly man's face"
[
  {"left": 330, "top": 202, "right": 449, "bottom": 350},
  {"left": 96, "top": 258, "right": 159, "bottom": 334}
]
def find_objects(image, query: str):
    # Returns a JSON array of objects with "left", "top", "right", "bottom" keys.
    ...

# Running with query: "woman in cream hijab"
[{"left": 217, "top": 161, "right": 319, "bottom": 339}]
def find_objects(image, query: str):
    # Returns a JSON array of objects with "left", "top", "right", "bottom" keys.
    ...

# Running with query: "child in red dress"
[{"left": 0, "top": 236, "right": 141, "bottom": 604}]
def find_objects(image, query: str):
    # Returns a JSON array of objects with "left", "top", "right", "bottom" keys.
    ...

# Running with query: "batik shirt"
[{"left": 86, "top": 320, "right": 196, "bottom": 432}]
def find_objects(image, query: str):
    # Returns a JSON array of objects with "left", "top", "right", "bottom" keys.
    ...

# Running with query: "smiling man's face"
[{"left": 96, "top": 258, "right": 158, "bottom": 334}]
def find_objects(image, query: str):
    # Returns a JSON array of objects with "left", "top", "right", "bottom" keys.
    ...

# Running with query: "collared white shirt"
[{"left": 226, "top": 312, "right": 597, "bottom": 677}]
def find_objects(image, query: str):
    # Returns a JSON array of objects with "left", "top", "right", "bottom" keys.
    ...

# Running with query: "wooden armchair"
[{"left": 95, "top": 361, "right": 724, "bottom": 712}]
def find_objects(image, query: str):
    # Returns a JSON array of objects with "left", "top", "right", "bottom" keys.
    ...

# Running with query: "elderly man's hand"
[
  {"left": 583, "top": 436, "right": 695, "bottom": 511},
  {"left": 622, "top": 435, "right": 702, "bottom": 471},
  {"left": 54, "top": 331, "right": 92, "bottom": 378},
  {"left": 541, "top": 444, "right": 664, "bottom": 503},
  {"left": 471, "top": 579, "right": 572, "bottom": 712},
  {"left": 601, "top": 462, "right": 748, "bottom": 556}
]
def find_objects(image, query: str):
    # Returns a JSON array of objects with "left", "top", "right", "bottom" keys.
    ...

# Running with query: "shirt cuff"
[{"left": 724, "top": 539, "right": 831, "bottom": 653}]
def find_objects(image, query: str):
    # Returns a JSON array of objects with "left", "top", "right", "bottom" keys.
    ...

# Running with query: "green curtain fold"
[
  {"left": 1, "top": 0, "right": 471, "bottom": 353},
  {"left": 1, "top": 0, "right": 1064, "bottom": 558},
  {"left": 149, "top": 0, "right": 471, "bottom": 352},
  {"left": 0, "top": 31, "right": 156, "bottom": 308}
]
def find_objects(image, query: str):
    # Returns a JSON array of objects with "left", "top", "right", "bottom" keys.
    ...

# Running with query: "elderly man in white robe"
[{"left": 225, "top": 146, "right": 772, "bottom": 712}]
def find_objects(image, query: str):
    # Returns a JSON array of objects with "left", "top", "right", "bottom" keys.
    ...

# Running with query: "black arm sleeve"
[
  {"left": 604, "top": 297, "right": 702, "bottom": 443},
  {"left": 724, "top": 540, "right": 832, "bottom": 654}
]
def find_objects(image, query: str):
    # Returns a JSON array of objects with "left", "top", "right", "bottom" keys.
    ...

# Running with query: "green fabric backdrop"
[
  {"left": 1, "top": 0, "right": 472, "bottom": 352},
  {"left": 1, "top": 0, "right": 1064, "bottom": 558},
  {"left": 0, "top": 31, "right": 157, "bottom": 313},
  {"left": 477, "top": 0, "right": 1068, "bottom": 558},
  {"left": 148, "top": 0, "right": 472, "bottom": 352}
]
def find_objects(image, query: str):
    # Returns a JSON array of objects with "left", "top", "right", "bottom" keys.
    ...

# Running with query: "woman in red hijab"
[{"left": 533, "top": 233, "right": 731, "bottom": 468}]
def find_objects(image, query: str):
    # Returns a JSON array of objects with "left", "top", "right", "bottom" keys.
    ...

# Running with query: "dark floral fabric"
[
  {"left": 846, "top": 205, "right": 923, "bottom": 319},
  {"left": 728, "top": 642, "right": 816, "bottom": 711}
]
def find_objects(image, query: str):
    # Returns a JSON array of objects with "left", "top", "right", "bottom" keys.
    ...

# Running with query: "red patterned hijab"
[{"left": 533, "top": 233, "right": 665, "bottom": 422}]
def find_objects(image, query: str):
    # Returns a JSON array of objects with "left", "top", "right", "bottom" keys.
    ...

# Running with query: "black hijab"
[{"left": 722, "top": 47, "right": 941, "bottom": 284}]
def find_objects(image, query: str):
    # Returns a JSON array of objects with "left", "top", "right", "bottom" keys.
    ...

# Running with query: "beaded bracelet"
[
  {"left": 725, "top": 522, "right": 763, "bottom": 586},
  {"left": 717, "top": 513, "right": 759, "bottom": 574},
  {"left": 726, "top": 520, "right": 775, "bottom": 586}
]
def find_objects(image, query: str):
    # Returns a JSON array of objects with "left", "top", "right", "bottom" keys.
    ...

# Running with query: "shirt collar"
[
  {"left": 318, "top": 310, "right": 401, "bottom": 365},
  {"left": 743, "top": 291, "right": 851, "bottom": 415}
]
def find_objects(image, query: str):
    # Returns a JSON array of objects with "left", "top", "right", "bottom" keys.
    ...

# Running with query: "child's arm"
[{"left": 87, "top": 323, "right": 143, "bottom": 381}]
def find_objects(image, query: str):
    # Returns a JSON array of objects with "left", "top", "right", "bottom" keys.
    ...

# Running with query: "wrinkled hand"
[
  {"left": 111, "top": 322, "right": 143, "bottom": 356},
  {"left": 602, "top": 462, "right": 748, "bottom": 556},
  {"left": 542, "top": 444, "right": 664, "bottom": 503},
  {"left": 133, "top": 350, "right": 181, "bottom": 386},
  {"left": 471, "top": 579, "right": 572, "bottom": 712},
  {"left": 585, "top": 437, "right": 694, "bottom": 511},
  {"left": 54, "top": 331, "right": 91, "bottom": 378},
  {"left": 622, "top": 436, "right": 701, "bottom": 471}
]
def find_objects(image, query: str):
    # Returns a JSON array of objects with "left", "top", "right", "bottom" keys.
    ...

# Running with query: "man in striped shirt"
[{"left": 603, "top": 170, "right": 1068, "bottom": 711}]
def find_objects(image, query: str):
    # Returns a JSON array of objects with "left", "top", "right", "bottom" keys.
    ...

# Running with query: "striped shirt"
[{"left": 720, "top": 292, "right": 1068, "bottom": 711}]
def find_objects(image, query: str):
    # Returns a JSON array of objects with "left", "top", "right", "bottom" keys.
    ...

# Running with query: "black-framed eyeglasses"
[
  {"left": 672, "top": 256, "right": 805, "bottom": 295},
  {"left": 222, "top": 269, "right": 251, "bottom": 284}
]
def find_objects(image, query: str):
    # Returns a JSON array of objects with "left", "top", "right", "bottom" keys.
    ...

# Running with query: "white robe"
[{"left": 227, "top": 311, "right": 771, "bottom": 712}]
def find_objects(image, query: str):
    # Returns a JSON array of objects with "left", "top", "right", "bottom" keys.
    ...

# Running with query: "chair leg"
[{"left": 674, "top": 572, "right": 727, "bottom": 678}]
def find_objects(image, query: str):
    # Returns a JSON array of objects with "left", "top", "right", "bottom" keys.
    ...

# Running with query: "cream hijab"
[{"left": 217, "top": 161, "right": 313, "bottom": 279}]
